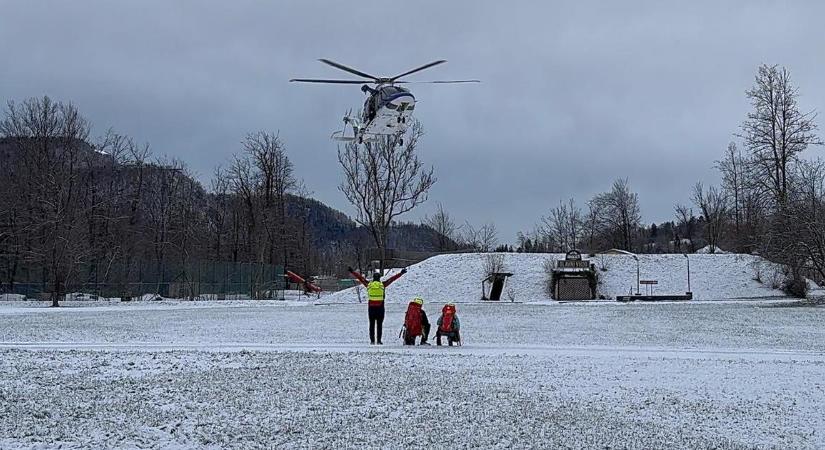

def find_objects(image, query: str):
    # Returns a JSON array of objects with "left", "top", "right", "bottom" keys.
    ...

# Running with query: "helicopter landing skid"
[{"left": 330, "top": 131, "right": 356, "bottom": 142}]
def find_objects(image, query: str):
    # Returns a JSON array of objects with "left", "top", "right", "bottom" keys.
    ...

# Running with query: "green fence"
[{"left": 1, "top": 260, "right": 286, "bottom": 300}]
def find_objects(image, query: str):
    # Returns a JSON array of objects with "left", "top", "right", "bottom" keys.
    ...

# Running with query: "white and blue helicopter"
[{"left": 291, "top": 59, "right": 478, "bottom": 145}]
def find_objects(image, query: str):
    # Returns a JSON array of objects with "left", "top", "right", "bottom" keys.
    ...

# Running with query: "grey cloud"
[{"left": 1, "top": 1, "right": 824, "bottom": 241}]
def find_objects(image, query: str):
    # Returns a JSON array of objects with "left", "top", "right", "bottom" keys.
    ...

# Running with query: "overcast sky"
[{"left": 2, "top": 1, "right": 824, "bottom": 242}]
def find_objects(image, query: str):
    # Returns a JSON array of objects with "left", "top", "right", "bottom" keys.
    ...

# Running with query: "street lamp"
[
  {"left": 683, "top": 253, "right": 691, "bottom": 294},
  {"left": 632, "top": 254, "right": 640, "bottom": 295}
]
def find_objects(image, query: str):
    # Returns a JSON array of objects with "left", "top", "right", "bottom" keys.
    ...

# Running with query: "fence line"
[{"left": 0, "top": 260, "right": 286, "bottom": 300}]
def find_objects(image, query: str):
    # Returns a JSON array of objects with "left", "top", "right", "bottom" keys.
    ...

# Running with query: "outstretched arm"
[
  {"left": 348, "top": 267, "right": 368, "bottom": 287},
  {"left": 383, "top": 268, "right": 407, "bottom": 287}
]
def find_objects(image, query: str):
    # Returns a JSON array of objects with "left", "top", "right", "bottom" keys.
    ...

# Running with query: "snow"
[
  {"left": 1, "top": 289, "right": 322, "bottom": 304},
  {"left": 696, "top": 245, "right": 728, "bottom": 254},
  {"left": 1, "top": 300, "right": 825, "bottom": 448},
  {"left": 326, "top": 253, "right": 786, "bottom": 303}
]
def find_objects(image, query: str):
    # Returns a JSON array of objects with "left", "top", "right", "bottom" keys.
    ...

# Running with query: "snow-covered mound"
[
  {"left": 696, "top": 245, "right": 728, "bottom": 254},
  {"left": 324, "top": 253, "right": 786, "bottom": 303}
]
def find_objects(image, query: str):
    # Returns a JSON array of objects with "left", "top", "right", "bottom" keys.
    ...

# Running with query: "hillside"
[
  {"left": 325, "top": 253, "right": 788, "bottom": 303},
  {"left": 287, "top": 195, "right": 446, "bottom": 253},
  {"left": 0, "top": 137, "right": 444, "bottom": 255}
]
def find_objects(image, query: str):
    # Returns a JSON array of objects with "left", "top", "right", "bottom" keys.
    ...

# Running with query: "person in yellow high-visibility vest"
[{"left": 349, "top": 266, "right": 407, "bottom": 345}]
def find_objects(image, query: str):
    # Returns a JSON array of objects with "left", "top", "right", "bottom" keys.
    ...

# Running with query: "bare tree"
[
  {"left": 541, "top": 198, "right": 582, "bottom": 252},
  {"left": 338, "top": 121, "right": 435, "bottom": 268},
  {"left": 142, "top": 158, "right": 194, "bottom": 295},
  {"left": 0, "top": 96, "right": 94, "bottom": 306},
  {"left": 730, "top": 65, "right": 823, "bottom": 294},
  {"left": 227, "top": 154, "right": 258, "bottom": 262},
  {"left": 478, "top": 223, "right": 498, "bottom": 253},
  {"left": 290, "top": 182, "right": 315, "bottom": 276},
  {"left": 583, "top": 201, "right": 601, "bottom": 252},
  {"left": 717, "top": 142, "right": 744, "bottom": 233},
  {"left": 673, "top": 203, "right": 696, "bottom": 253},
  {"left": 786, "top": 159, "right": 825, "bottom": 282},
  {"left": 515, "top": 232, "right": 530, "bottom": 253},
  {"left": 0, "top": 136, "right": 23, "bottom": 292},
  {"left": 458, "top": 221, "right": 498, "bottom": 253},
  {"left": 458, "top": 221, "right": 481, "bottom": 251},
  {"left": 96, "top": 131, "right": 153, "bottom": 298},
  {"left": 220, "top": 133, "right": 299, "bottom": 297},
  {"left": 207, "top": 166, "right": 231, "bottom": 261},
  {"left": 589, "top": 179, "right": 641, "bottom": 251},
  {"left": 242, "top": 131, "right": 296, "bottom": 266},
  {"left": 482, "top": 253, "right": 506, "bottom": 279},
  {"left": 424, "top": 202, "right": 458, "bottom": 251},
  {"left": 692, "top": 182, "right": 728, "bottom": 252},
  {"left": 739, "top": 64, "right": 823, "bottom": 207},
  {"left": 759, "top": 159, "right": 825, "bottom": 294}
]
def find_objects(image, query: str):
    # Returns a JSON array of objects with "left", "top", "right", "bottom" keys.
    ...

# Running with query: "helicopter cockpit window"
[{"left": 380, "top": 86, "right": 404, "bottom": 99}]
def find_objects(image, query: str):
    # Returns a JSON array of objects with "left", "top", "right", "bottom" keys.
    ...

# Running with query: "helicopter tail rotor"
[
  {"left": 331, "top": 109, "right": 361, "bottom": 142},
  {"left": 342, "top": 108, "right": 355, "bottom": 125}
]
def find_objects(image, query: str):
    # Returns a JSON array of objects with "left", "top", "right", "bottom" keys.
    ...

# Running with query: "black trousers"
[
  {"left": 368, "top": 305, "right": 385, "bottom": 344},
  {"left": 436, "top": 329, "right": 461, "bottom": 346},
  {"left": 403, "top": 322, "right": 431, "bottom": 345}
]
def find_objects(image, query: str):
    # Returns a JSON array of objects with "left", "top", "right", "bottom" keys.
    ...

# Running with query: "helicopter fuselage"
[{"left": 361, "top": 85, "right": 415, "bottom": 138}]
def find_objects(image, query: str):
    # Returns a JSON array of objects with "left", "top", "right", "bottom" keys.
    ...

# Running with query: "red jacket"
[{"left": 350, "top": 270, "right": 405, "bottom": 306}]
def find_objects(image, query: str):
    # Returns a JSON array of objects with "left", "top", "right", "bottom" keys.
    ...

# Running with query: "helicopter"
[{"left": 290, "top": 59, "right": 478, "bottom": 145}]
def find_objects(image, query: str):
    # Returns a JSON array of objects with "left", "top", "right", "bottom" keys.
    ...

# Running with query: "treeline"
[
  {"left": 0, "top": 97, "right": 316, "bottom": 304},
  {"left": 516, "top": 64, "right": 824, "bottom": 295},
  {"left": 0, "top": 97, "right": 375, "bottom": 303}
]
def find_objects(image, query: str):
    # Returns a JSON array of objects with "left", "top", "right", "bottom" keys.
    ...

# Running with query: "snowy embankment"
[{"left": 325, "top": 253, "right": 785, "bottom": 303}]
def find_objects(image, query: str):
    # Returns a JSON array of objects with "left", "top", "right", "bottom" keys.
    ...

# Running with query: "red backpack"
[
  {"left": 404, "top": 302, "right": 423, "bottom": 336},
  {"left": 440, "top": 304, "right": 456, "bottom": 332}
]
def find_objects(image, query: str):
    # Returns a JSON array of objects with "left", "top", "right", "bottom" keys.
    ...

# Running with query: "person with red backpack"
[
  {"left": 348, "top": 266, "right": 407, "bottom": 345},
  {"left": 402, "top": 297, "right": 431, "bottom": 345},
  {"left": 436, "top": 303, "right": 461, "bottom": 346}
]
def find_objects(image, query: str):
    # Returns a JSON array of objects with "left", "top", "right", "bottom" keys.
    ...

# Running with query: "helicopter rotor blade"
[
  {"left": 318, "top": 59, "right": 380, "bottom": 81},
  {"left": 289, "top": 79, "right": 370, "bottom": 84},
  {"left": 394, "top": 80, "right": 481, "bottom": 84},
  {"left": 390, "top": 60, "right": 447, "bottom": 81}
]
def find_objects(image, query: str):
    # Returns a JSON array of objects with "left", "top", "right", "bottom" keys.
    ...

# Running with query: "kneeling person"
[
  {"left": 403, "top": 297, "right": 431, "bottom": 345},
  {"left": 436, "top": 303, "right": 461, "bottom": 346}
]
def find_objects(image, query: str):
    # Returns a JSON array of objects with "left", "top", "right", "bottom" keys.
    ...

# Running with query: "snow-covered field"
[
  {"left": 2, "top": 299, "right": 825, "bottom": 449},
  {"left": 326, "top": 253, "right": 788, "bottom": 303}
]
